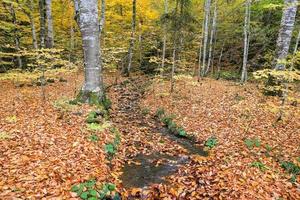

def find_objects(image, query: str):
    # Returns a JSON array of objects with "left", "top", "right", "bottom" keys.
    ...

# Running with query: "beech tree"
[
  {"left": 275, "top": 0, "right": 298, "bottom": 70},
  {"left": 241, "top": 0, "right": 251, "bottom": 83},
  {"left": 74, "top": 0, "right": 103, "bottom": 102},
  {"left": 39, "top": 0, "right": 46, "bottom": 48},
  {"left": 45, "top": 0, "right": 54, "bottom": 48},
  {"left": 205, "top": 0, "right": 218, "bottom": 75},
  {"left": 122, "top": 0, "right": 136, "bottom": 76},
  {"left": 201, "top": 0, "right": 211, "bottom": 76}
]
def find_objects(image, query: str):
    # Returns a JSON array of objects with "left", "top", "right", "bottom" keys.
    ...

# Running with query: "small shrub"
[{"left": 205, "top": 137, "right": 218, "bottom": 149}]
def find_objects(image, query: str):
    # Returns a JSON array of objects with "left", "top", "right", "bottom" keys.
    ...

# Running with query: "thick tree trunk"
[
  {"left": 45, "top": 0, "right": 54, "bottom": 48},
  {"left": 205, "top": 0, "right": 218, "bottom": 75},
  {"left": 74, "top": 0, "right": 103, "bottom": 103},
  {"left": 275, "top": 0, "right": 298, "bottom": 70},
  {"left": 202, "top": 0, "right": 211, "bottom": 76},
  {"left": 125, "top": 0, "right": 136, "bottom": 76},
  {"left": 39, "top": 0, "right": 46, "bottom": 48},
  {"left": 161, "top": 0, "right": 168, "bottom": 76},
  {"left": 241, "top": 0, "right": 251, "bottom": 83}
]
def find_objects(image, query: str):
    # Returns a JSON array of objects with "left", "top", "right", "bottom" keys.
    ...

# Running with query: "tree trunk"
[
  {"left": 197, "top": 18, "right": 205, "bottom": 81},
  {"left": 69, "top": 21, "right": 74, "bottom": 62},
  {"left": 241, "top": 0, "right": 251, "bottom": 83},
  {"left": 39, "top": 0, "right": 46, "bottom": 48},
  {"left": 202, "top": 0, "right": 211, "bottom": 76},
  {"left": 74, "top": 0, "right": 103, "bottom": 103},
  {"left": 205, "top": 0, "right": 218, "bottom": 75},
  {"left": 217, "top": 42, "right": 224, "bottom": 79},
  {"left": 28, "top": 0, "right": 38, "bottom": 49},
  {"left": 171, "top": 42, "right": 176, "bottom": 93},
  {"left": 161, "top": 0, "right": 168, "bottom": 76},
  {"left": 275, "top": 0, "right": 298, "bottom": 70},
  {"left": 9, "top": 4, "right": 22, "bottom": 69},
  {"left": 45, "top": 0, "right": 54, "bottom": 48},
  {"left": 124, "top": 0, "right": 136, "bottom": 76}
]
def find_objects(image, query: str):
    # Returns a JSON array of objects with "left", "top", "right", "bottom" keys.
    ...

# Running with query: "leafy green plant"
[
  {"left": 87, "top": 122, "right": 111, "bottom": 132},
  {"left": 104, "top": 144, "right": 116, "bottom": 155},
  {"left": 244, "top": 138, "right": 261, "bottom": 149},
  {"left": 88, "top": 134, "right": 99, "bottom": 142},
  {"left": 155, "top": 108, "right": 165, "bottom": 118},
  {"left": 102, "top": 95, "right": 112, "bottom": 111},
  {"left": 205, "top": 137, "right": 218, "bottom": 149},
  {"left": 86, "top": 111, "right": 100, "bottom": 124},
  {"left": 177, "top": 127, "right": 187, "bottom": 138},
  {"left": 281, "top": 161, "right": 300, "bottom": 175},
  {"left": 141, "top": 107, "right": 150, "bottom": 116},
  {"left": 250, "top": 161, "right": 268, "bottom": 172},
  {"left": 71, "top": 180, "right": 119, "bottom": 200},
  {"left": 280, "top": 161, "right": 300, "bottom": 183}
]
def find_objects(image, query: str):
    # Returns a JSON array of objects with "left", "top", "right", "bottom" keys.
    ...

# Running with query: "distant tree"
[{"left": 122, "top": 0, "right": 136, "bottom": 76}]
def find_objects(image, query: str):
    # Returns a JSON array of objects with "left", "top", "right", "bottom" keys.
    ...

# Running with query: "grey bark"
[
  {"left": 161, "top": 0, "right": 168, "bottom": 75},
  {"left": 125, "top": 0, "right": 136, "bottom": 76},
  {"left": 197, "top": 18, "right": 205, "bottom": 81},
  {"left": 275, "top": 0, "right": 298, "bottom": 70},
  {"left": 74, "top": 0, "right": 103, "bottom": 100},
  {"left": 205, "top": 0, "right": 218, "bottom": 75},
  {"left": 45, "top": 0, "right": 54, "bottom": 48},
  {"left": 28, "top": 0, "right": 38, "bottom": 49},
  {"left": 241, "top": 0, "right": 251, "bottom": 83},
  {"left": 202, "top": 0, "right": 211, "bottom": 76},
  {"left": 39, "top": 0, "right": 46, "bottom": 48}
]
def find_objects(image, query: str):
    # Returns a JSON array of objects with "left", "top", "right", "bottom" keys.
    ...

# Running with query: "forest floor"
[{"left": 0, "top": 71, "right": 299, "bottom": 199}]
